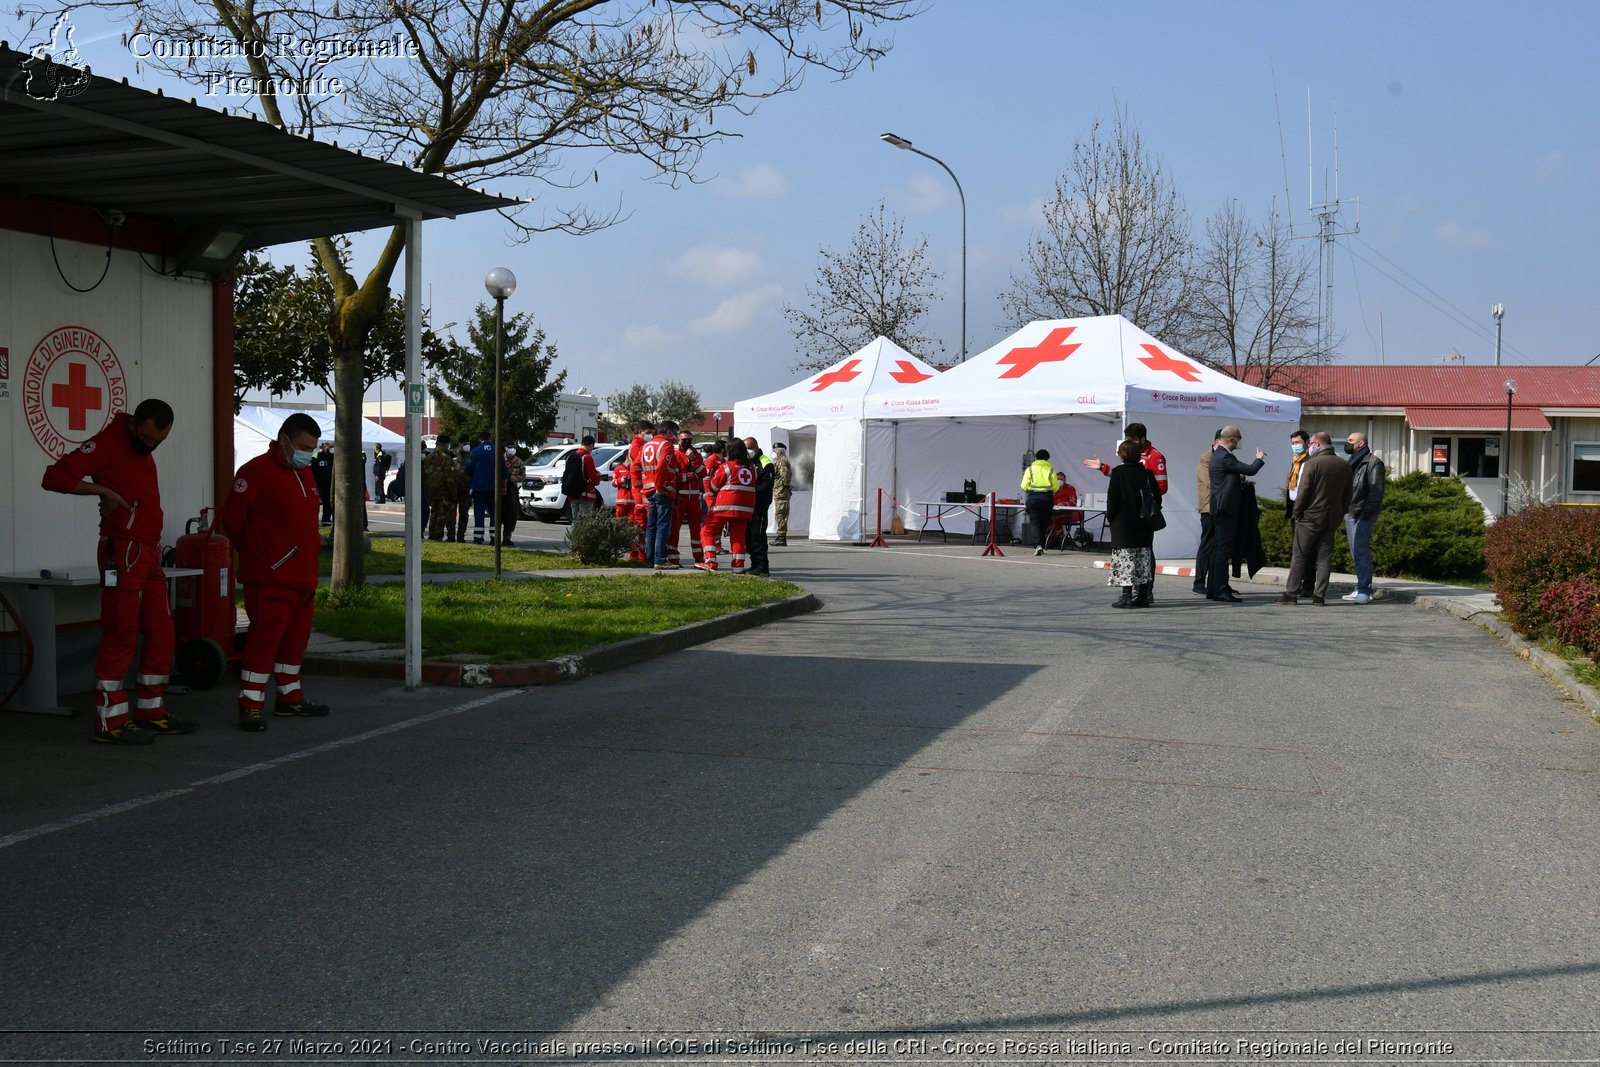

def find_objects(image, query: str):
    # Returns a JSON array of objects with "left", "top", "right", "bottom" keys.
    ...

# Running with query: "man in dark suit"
[
  {"left": 1278, "top": 432, "right": 1353, "bottom": 606},
  {"left": 1206, "top": 425, "right": 1266, "bottom": 602}
]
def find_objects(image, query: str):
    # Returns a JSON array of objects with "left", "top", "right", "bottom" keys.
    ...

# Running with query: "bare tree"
[
  {"left": 783, "top": 201, "right": 945, "bottom": 371},
  {"left": 1189, "top": 203, "right": 1328, "bottom": 392},
  {"left": 999, "top": 108, "right": 1194, "bottom": 343},
  {"left": 603, "top": 380, "right": 701, "bottom": 430},
  {"left": 30, "top": 0, "right": 924, "bottom": 589}
]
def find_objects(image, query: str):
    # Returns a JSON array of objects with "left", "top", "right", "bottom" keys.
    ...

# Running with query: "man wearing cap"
[{"left": 772, "top": 442, "right": 793, "bottom": 546}]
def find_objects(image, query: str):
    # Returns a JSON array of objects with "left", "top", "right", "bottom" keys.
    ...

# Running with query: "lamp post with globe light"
[{"left": 485, "top": 267, "right": 517, "bottom": 576}]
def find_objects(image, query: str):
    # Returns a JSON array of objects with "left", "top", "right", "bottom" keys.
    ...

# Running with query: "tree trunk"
[{"left": 329, "top": 343, "right": 368, "bottom": 593}]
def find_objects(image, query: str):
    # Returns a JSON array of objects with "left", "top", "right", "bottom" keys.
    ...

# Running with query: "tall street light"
[
  {"left": 1492, "top": 303, "right": 1505, "bottom": 366},
  {"left": 1502, "top": 377, "right": 1517, "bottom": 518},
  {"left": 485, "top": 266, "right": 517, "bottom": 577},
  {"left": 880, "top": 131, "right": 966, "bottom": 362}
]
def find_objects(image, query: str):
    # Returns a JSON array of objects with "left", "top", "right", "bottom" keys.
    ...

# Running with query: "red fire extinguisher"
[{"left": 172, "top": 507, "right": 236, "bottom": 689}]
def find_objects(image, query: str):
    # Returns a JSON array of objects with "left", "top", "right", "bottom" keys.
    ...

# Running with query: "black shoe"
[
  {"left": 774, "top": 538, "right": 787, "bottom": 546},
  {"left": 134, "top": 712, "right": 199, "bottom": 735},
  {"left": 1112, "top": 590, "right": 1134, "bottom": 608},
  {"left": 274, "top": 700, "right": 331, "bottom": 718},
  {"left": 94, "top": 720, "right": 156, "bottom": 746},
  {"left": 1298, "top": 587, "right": 1315, "bottom": 598},
  {"left": 1130, "top": 594, "right": 1151, "bottom": 608},
  {"left": 1275, "top": 592, "right": 1299, "bottom": 605},
  {"left": 1192, "top": 585, "right": 1207, "bottom": 596},
  {"left": 238, "top": 710, "right": 268, "bottom": 732},
  {"left": 1210, "top": 592, "right": 1244, "bottom": 603},
  {"left": 1311, "top": 595, "right": 1326, "bottom": 606}
]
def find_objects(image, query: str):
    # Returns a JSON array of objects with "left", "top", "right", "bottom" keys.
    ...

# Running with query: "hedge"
[
  {"left": 1258, "top": 471, "right": 1486, "bottom": 581},
  {"left": 1486, "top": 504, "right": 1600, "bottom": 640}
]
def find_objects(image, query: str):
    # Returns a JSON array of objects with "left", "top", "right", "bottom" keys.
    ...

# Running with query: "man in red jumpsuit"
[
  {"left": 667, "top": 431, "right": 705, "bottom": 567},
  {"left": 219, "top": 412, "right": 329, "bottom": 732},
  {"left": 628, "top": 421, "right": 652, "bottom": 562},
  {"left": 42, "top": 399, "right": 195, "bottom": 745}
]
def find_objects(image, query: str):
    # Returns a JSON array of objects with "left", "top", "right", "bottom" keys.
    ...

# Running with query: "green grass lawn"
[
  {"left": 314, "top": 574, "right": 803, "bottom": 663},
  {"left": 318, "top": 536, "right": 590, "bottom": 575}
]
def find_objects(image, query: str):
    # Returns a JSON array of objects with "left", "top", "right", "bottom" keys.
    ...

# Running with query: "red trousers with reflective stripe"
[
  {"left": 669, "top": 496, "right": 703, "bottom": 565},
  {"left": 95, "top": 538, "right": 173, "bottom": 728},
  {"left": 700, "top": 515, "right": 748, "bottom": 572},
  {"left": 238, "top": 584, "right": 316, "bottom": 712}
]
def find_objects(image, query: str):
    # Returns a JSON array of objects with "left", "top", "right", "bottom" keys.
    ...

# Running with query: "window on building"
[
  {"left": 1455, "top": 436, "right": 1501, "bottom": 479},
  {"left": 1573, "top": 443, "right": 1600, "bottom": 494}
]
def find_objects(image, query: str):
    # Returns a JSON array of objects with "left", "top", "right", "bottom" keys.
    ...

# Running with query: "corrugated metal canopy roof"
[
  {"left": 1406, "top": 406, "right": 1552, "bottom": 431},
  {"left": 0, "top": 43, "right": 516, "bottom": 249}
]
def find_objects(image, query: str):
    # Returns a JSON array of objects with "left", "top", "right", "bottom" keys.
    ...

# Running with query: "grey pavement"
[{"left": 1, "top": 538, "right": 1597, "bottom": 1064}]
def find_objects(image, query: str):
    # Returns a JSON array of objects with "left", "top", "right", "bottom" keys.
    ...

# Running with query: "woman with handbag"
[{"left": 1104, "top": 438, "right": 1162, "bottom": 607}]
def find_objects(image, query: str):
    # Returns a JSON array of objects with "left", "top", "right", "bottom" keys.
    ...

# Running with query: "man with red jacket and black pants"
[
  {"left": 219, "top": 412, "right": 330, "bottom": 732},
  {"left": 42, "top": 399, "right": 196, "bottom": 745},
  {"left": 640, "top": 420, "right": 682, "bottom": 569}
]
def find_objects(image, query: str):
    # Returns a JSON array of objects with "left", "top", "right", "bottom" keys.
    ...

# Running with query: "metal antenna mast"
[{"left": 1300, "top": 91, "right": 1360, "bottom": 360}]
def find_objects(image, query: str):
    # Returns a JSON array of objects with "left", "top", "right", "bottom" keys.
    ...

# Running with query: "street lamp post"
[
  {"left": 1502, "top": 377, "right": 1517, "bottom": 517},
  {"left": 1492, "top": 303, "right": 1505, "bottom": 366},
  {"left": 485, "top": 267, "right": 517, "bottom": 577},
  {"left": 880, "top": 132, "right": 966, "bottom": 362}
]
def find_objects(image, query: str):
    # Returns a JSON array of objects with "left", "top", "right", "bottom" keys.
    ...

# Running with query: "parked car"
[{"left": 519, "top": 444, "right": 627, "bottom": 523}]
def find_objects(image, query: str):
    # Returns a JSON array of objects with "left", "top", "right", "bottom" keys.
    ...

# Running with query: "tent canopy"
[
  {"left": 235, "top": 405, "right": 404, "bottom": 451},
  {"left": 736, "top": 337, "right": 940, "bottom": 425},
  {"left": 868, "top": 315, "right": 1298, "bottom": 424}
]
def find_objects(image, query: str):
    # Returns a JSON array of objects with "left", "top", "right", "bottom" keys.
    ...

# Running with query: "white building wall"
[{"left": 1, "top": 229, "right": 213, "bottom": 580}]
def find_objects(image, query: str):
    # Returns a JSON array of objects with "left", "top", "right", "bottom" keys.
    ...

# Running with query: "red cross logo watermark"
[
  {"left": 1136, "top": 343, "right": 1203, "bottom": 382},
  {"left": 23, "top": 326, "right": 126, "bottom": 458},
  {"left": 887, "top": 360, "right": 932, "bottom": 384},
  {"left": 996, "top": 327, "right": 1080, "bottom": 379},
  {"left": 810, "top": 359, "right": 864, "bottom": 391}
]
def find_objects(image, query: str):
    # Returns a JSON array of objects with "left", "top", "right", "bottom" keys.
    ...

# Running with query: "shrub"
[
  {"left": 1258, "top": 472, "right": 1485, "bottom": 581},
  {"left": 567, "top": 508, "right": 639, "bottom": 566},
  {"left": 1486, "top": 504, "right": 1600, "bottom": 636},
  {"left": 1539, "top": 578, "right": 1600, "bottom": 662}
]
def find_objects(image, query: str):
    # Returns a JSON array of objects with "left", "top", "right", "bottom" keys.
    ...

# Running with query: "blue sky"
[{"left": 11, "top": 0, "right": 1599, "bottom": 408}]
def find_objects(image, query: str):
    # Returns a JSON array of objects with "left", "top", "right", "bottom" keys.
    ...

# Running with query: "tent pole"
[{"left": 401, "top": 210, "right": 423, "bottom": 690}]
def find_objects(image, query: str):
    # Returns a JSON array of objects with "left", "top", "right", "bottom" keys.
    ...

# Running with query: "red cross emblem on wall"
[
  {"left": 811, "top": 358, "right": 863, "bottom": 391},
  {"left": 997, "top": 327, "right": 1080, "bottom": 379},
  {"left": 23, "top": 325, "right": 126, "bottom": 458},
  {"left": 1136, "top": 343, "right": 1203, "bottom": 382}
]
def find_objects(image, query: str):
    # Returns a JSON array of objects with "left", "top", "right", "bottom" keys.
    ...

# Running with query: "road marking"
[{"left": 0, "top": 690, "right": 522, "bottom": 852}]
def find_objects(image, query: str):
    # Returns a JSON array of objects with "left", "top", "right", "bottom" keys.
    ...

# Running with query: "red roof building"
[{"left": 1247, "top": 365, "right": 1600, "bottom": 511}]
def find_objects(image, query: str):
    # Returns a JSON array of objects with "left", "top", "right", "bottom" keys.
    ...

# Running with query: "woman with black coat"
[{"left": 1104, "top": 438, "right": 1160, "bottom": 607}]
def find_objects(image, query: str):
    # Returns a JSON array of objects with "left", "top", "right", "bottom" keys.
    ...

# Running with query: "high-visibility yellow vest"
[{"left": 1021, "top": 458, "right": 1055, "bottom": 492}]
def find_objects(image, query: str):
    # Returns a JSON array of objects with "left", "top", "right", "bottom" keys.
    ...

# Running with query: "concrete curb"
[{"left": 301, "top": 592, "right": 822, "bottom": 688}]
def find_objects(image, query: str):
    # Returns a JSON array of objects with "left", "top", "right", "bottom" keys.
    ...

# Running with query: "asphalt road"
[{"left": 1, "top": 542, "right": 1596, "bottom": 1064}]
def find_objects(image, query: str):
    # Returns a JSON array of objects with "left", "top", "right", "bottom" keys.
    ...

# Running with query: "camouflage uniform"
[
  {"left": 501, "top": 452, "right": 525, "bottom": 544},
  {"left": 423, "top": 446, "right": 459, "bottom": 541},
  {"left": 772, "top": 449, "right": 793, "bottom": 545},
  {"left": 452, "top": 446, "right": 472, "bottom": 541}
]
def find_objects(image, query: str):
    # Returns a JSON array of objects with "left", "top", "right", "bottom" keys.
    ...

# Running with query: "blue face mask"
[
  {"left": 1291, "top": 442, "right": 1306, "bottom": 455},
  {"left": 290, "top": 448, "right": 316, "bottom": 470}
]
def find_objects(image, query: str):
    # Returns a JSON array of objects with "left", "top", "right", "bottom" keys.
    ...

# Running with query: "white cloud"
[
  {"left": 902, "top": 173, "right": 951, "bottom": 214},
  {"left": 620, "top": 324, "right": 672, "bottom": 349},
  {"left": 669, "top": 245, "right": 764, "bottom": 288},
  {"left": 1435, "top": 221, "right": 1493, "bottom": 248},
  {"left": 998, "top": 198, "right": 1047, "bottom": 227},
  {"left": 689, "top": 283, "right": 784, "bottom": 336},
  {"left": 723, "top": 163, "right": 788, "bottom": 199}
]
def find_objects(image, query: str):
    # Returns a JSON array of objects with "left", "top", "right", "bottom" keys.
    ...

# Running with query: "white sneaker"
[
  {"left": 1354, "top": 592, "right": 1371, "bottom": 604},
  {"left": 1341, "top": 592, "right": 1361, "bottom": 602},
  {"left": 1034, "top": 546, "right": 1044, "bottom": 556}
]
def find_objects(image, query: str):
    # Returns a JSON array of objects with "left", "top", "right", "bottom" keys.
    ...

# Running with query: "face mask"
[
  {"left": 1291, "top": 442, "right": 1306, "bottom": 455},
  {"left": 1343, "top": 443, "right": 1356, "bottom": 456},
  {"left": 290, "top": 449, "right": 316, "bottom": 470}
]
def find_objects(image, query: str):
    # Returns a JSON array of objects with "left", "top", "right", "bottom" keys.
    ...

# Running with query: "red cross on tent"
[
  {"left": 1136, "top": 343, "right": 1203, "bottom": 382},
  {"left": 887, "top": 360, "right": 932, "bottom": 384},
  {"left": 811, "top": 358, "right": 863, "bottom": 391},
  {"left": 996, "top": 326, "right": 1080, "bottom": 379},
  {"left": 52, "top": 361, "right": 103, "bottom": 431}
]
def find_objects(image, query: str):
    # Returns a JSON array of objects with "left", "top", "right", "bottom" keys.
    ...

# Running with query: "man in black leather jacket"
[{"left": 1342, "top": 432, "right": 1386, "bottom": 604}]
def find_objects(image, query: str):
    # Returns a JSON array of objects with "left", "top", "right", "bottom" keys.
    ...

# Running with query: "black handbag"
[{"left": 1139, "top": 480, "right": 1167, "bottom": 531}]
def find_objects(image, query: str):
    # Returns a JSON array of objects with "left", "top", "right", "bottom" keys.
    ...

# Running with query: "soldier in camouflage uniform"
[
  {"left": 453, "top": 441, "right": 472, "bottom": 542},
  {"left": 423, "top": 434, "right": 459, "bottom": 541},
  {"left": 772, "top": 442, "right": 793, "bottom": 546},
  {"left": 500, "top": 446, "right": 525, "bottom": 547}
]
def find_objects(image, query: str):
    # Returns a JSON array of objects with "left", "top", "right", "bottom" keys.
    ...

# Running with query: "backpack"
[
  {"left": 1138, "top": 473, "right": 1167, "bottom": 530},
  {"left": 560, "top": 450, "right": 586, "bottom": 497}
]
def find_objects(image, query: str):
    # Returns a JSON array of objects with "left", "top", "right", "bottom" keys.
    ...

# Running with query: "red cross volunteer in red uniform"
[
  {"left": 218, "top": 412, "right": 329, "bottom": 732},
  {"left": 1084, "top": 422, "right": 1169, "bottom": 495},
  {"left": 696, "top": 438, "right": 757, "bottom": 573},
  {"left": 42, "top": 398, "right": 195, "bottom": 745}
]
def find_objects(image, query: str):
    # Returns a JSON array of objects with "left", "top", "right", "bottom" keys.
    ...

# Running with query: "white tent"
[
  {"left": 233, "top": 405, "right": 405, "bottom": 498},
  {"left": 864, "top": 316, "right": 1303, "bottom": 556},
  {"left": 735, "top": 338, "right": 942, "bottom": 542}
]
